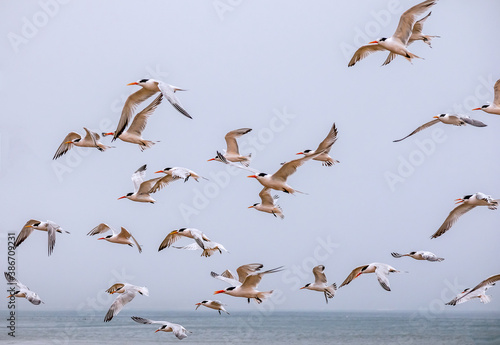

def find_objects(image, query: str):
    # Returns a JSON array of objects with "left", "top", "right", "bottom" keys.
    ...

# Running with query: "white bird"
[
  {"left": 208, "top": 128, "right": 253, "bottom": 166},
  {"left": 382, "top": 11, "right": 440, "bottom": 65},
  {"left": 339, "top": 263, "right": 404, "bottom": 291},
  {"left": 104, "top": 283, "right": 149, "bottom": 322},
  {"left": 53, "top": 127, "right": 113, "bottom": 160},
  {"left": 472, "top": 79, "right": 500, "bottom": 115},
  {"left": 393, "top": 114, "right": 486, "bottom": 142},
  {"left": 248, "top": 188, "right": 284, "bottom": 219},
  {"left": 172, "top": 241, "right": 228, "bottom": 258},
  {"left": 296, "top": 123, "right": 339, "bottom": 166},
  {"left": 348, "top": 0, "right": 437, "bottom": 67},
  {"left": 431, "top": 192, "right": 498, "bottom": 239},
  {"left": 131, "top": 316, "right": 190, "bottom": 340},
  {"left": 5, "top": 272, "right": 43, "bottom": 305},
  {"left": 391, "top": 251, "right": 444, "bottom": 262},
  {"left": 102, "top": 94, "right": 162, "bottom": 151},
  {"left": 195, "top": 300, "right": 230, "bottom": 315},
  {"left": 113, "top": 78, "right": 192, "bottom": 140},
  {"left": 118, "top": 164, "right": 162, "bottom": 203},
  {"left": 446, "top": 274, "right": 500, "bottom": 306},
  {"left": 216, "top": 147, "right": 329, "bottom": 194},
  {"left": 300, "top": 265, "right": 337, "bottom": 304},
  {"left": 159, "top": 228, "right": 211, "bottom": 251},
  {"left": 149, "top": 167, "right": 207, "bottom": 193},
  {"left": 212, "top": 265, "right": 283, "bottom": 303},
  {"left": 14, "top": 219, "right": 69, "bottom": 256},
  {"left": 87, "top": 223, "right": 142, "bottom": 253}
]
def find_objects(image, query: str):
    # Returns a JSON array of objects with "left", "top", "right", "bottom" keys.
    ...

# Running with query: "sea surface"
[{"left": 1, "top": 310, "right": 499, "bottom": 344}]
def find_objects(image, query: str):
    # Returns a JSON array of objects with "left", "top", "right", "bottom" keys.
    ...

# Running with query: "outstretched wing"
[
  {"left": 348, "top": 44, "right": 386, "bottom": 67},
  {"left": 393, "top": 0, "right": 437, "bottom": 46},
  {"left": 211, "top": 271, "right": 241, "bottom": 287},
  {"left": 225, "top": 128, "right": 252, "bottom": 155},
  {"left": 127, "top": 93, "right": 163, "bottom": 136},
  {"left": 339, "top": 265, "right": 368, "bottom": 288},
  {"left": 393, "top": 119, "right": 439, "bottom": 142},
  {"left": 157, "top": 82, "right": 192, "bottom": 119},
  {"left": 314, "top": 123, "right": 338, "bottom": 154},
  {"left": 431, "top": 204, "right": 476, "bottom": 239},
  {"left": 53, "top": 132, "right": 81, "bottom": 159},
  {"left": 312, "top": 265, "right": 328, "bottom": 284},
  {"left": 114, "top": 87, "right": 157, "bottom": 140},
  {"left": 87, "top": 223, "right": 113, "bottom": 236}
]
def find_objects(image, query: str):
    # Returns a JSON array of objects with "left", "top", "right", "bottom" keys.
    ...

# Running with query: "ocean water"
[{"left": 2, "top": 310, "right": 499, "bottom": 344}]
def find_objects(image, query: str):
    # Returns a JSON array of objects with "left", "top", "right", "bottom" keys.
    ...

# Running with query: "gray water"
[{"left": 2, "top": 310, "right": 499, "bottom": 344}]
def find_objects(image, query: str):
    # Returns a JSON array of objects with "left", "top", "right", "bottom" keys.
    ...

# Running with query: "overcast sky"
[{"left": 1, "top": 0, "right": 499, "bottom": 316}]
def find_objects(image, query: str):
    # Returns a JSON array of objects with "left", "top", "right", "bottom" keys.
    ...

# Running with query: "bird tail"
[
  {"left": 98, "top": 144, "right": 115, "bottom": 151},
  {"left": 391, "top": 252, "right": 404, "bottom": 258},
  {"left": 139, "top": 140, "right": 156, "bottom": 151},
  {"left": 480, "top": 294, "right": 492, "bottom": 304},
  {"left": 423, "top": 35, "right": 440, "bottom": 47},
  {"left": 325, "top": 283, "right": 337, "bottom": 298},
  {"left": 256, "top": 290, "right": 273, "bottom": 302},
  {"left": 405, "top": 52, "right": 423, "bottom": 64}
]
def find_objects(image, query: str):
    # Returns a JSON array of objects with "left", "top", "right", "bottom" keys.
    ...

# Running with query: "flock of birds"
[{"left": 6, "top": 0, "right": 500, "bottom": 341}]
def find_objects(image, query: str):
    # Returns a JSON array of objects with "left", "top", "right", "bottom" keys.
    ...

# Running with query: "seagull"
[
  {"left": 391, "top": 251, "right": 444, "bottom": 262},
  {"left": 431, "top": 192, "right": 498, "bottom": 239},
  {"left": 158, "top": 228, "right": 211, "bottom": 251},
  {"left": 296, "top": 123, "right": 339, "bottom": 166},
  {"left": 113, "top": 78, "right": 192, "bottom": 140},
  {"left": 348, "top": 0, "right": 437, "bottom": 67},
  {"left": 248, "top": 188, "right": 284, "bottom": 219},
  {"left": 382, "top": 11, "right": 440, "bottom": 65},
  {"left": 339, "top": 263, "right": 404, "bottom": 291},
  {"left": 208, "top": 128, "right": 253, "bottom": 167},
  {"left": 131, "top": 316, "right": 190, "bottom": 340},
  {"left": 5, "top": 272, "right": 43, "bottom": 305},
  {"left": 195, "top": 300, "right": 230, "bottom": 315},
  {"left": 446, "top": 274, "right": 500, "bottom": 306},
  {"left": 215, "top": 147, "right": 329, "bottom": 194},
  {"left": 472, "top": 79, "right": 500, "bottom": 115},
  {"left": 212, "top": 265, "right": 283, "bottom": 303},
  {"left": 118, "top": 164, "right": 162, "bottom": 203},
  {"left": 149, "top": 167, "right": 208, "bottom": 193},
  {"left": 53, "top": 127, "right": 113, "bottom": 160},
  {"left": 87, "top": 223, "right": 142, "bottom": 253},
  {"left": 102, "top": 94, "right": 162, "bottom": 151},
  {"left": 104, "top": 283, "right": 149, "bottom": 322},
  {"left": 300, "top": 265, "right": 337, "bottom": 304},
  {"left": 393, "top": 114, "right": 486, "bottom": 142},
  {"left": 14, "top": 219, "right": 69, "bottom": 256}
]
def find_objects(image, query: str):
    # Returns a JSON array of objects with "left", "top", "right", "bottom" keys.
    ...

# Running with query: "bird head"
[
  {"left": 127, "top": 78, "right": 151, "bottom": 87},
  {"left": 472, "top": 105, "right": 489, "bottom": 110},
  {"left": 248, "top": 203, "right": 259, "bottom": 208},
  {"left": 433, "top": 114, "right": 447, "bottom": 119},
  {"left": 369, "top": 37, "right": 386, "bottom": 44},
  {"left": 296, "top": 149, "right": 311, "bottom": 155},
  {"left": 300, "top": 283, "right": 311, "bottom": 290},
  {"left": 118, "top": 193, "right": 133, "bottom": 200}
]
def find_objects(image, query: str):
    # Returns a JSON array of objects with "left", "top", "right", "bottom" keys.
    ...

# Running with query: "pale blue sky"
[{"left": 1, "top": 0, "right": 499, "bottom": 316}]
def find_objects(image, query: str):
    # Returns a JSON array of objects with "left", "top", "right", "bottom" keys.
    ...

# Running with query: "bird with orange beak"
[
  {"left": 195, "top": 300, "right": 230, "bottom": 315},
  {"left": 472, "top": 79, "right": 500, "bottom": 115},
  {"left": 131, "top": 316, "right": 190, "bottom": 339},
  {"left": 208, "top": 128, "right": 253, "bottom": 166},
  {"left": 113, "top": 78, "right": 191, "bottom": 141},
  {"left": 5, "top": 272, "right": 44, "bottom": 305}
]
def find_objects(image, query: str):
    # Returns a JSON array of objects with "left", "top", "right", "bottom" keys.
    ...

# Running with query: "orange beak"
[
  {"left": 472, "top": 107, "right": 481, "bottom": 111},
  {"left": 155, "top": 330, "right": 160, "bottom": 333},
  {"left": 207, "top": 158, "right": 216, "bottom": 161},
  {"left": 214, "top": 290, "right": 225, "bottom": 295},
  {"left": 127, "top": 82, "right": 138, "bottom": 86},
  {"left": 299, "top": 286, "right": 306, "bottom": 290},
  {"left": 25, "top": 225, "right": 32, "bottom": 228},
  {"left": 296, "top": 152, "right": 304, "bottom": 155},
  {"left": 97, "top": 237, "right": 105, "bottom": 240},
  {"left": 117, "top": 196, "right": 127, "bottom": 200},
  {"left": 65, "top": 141, "right": 73, "bottom": 144},
  {"left": 154, "top": 170, "right": 164, "bottom": 174},
  {"left": 7, "top": 295, "right": 13, "bottom": 298},
  {"left": 195, "top": 303, "right": 201, "bottom": 306},
  {"left": 433, "top": 116, "right": 439, "bottom": 119},
  {"left": 103, "top": 132, "right": 114, "bottom": 136},
  {"left": 455, "top": 198, "right": 464, "bottom": 204},
  {"left": 248, "top": 206, "right": 254, "bottom": 208},
  {"left": 247, "top": 175, "right": 257, "bottom": 179},
  {"left": 369, "top": 40, "right": 378, "bottom": 44}
]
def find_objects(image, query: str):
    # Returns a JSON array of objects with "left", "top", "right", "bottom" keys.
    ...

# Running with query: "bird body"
[
  {"left": 339, "top": 263, "right": 403, "bottom": 291},
  {"left": 131, "top": 316, "right": 189, "bottom": 339},
  {"left": 446, "top": 274, "right": 500, "bottom": 306},
  {"left": 195, "top": 300, "right": 230, "bottom": 314},
  {"left": 118, "top": 164, "right": 162, "bottom": 203},
  {"left": 249, "top": 188, "right": 284, "bottom": 219},
  {"left": 104, "top": 283, "right": 148, "bottom": 322},
  {"left": 14, "top": 219, "right": 69, "bottom": 256},
  {"left": 296, "top": 123, "right": 339, "bottom": 166},
  {"left": 5, "top": 272, "right": 43, "bottom": 305},
  {"left": 88, "top": 224, "right": 142, "bottom": 253},
  {"left": 300, "top": 265, "right": 337, "bottom": 303},
  {"left": 391, "top": 251, "right": 444, "bottom": 262},
  {"left": 472, "top": 79, "right": 500, "bottom": 115},
  {"left": 53, "top": 127, "right": 112, "bottom": 160}
]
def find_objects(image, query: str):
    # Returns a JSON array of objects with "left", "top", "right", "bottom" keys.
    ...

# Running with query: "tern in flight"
[
  {"left": 248, "top": 188, "right": 284, "bottom": 219},
  {"left": 14, "top": 219, "right": 69, "bottom": 256},
  {"left": 472, "top": 79, "right": 500, "bottom": 115},
  {"left": 131, "top": 316, "right": 190, "bottom": 340},
  {"left": 446, "top": 274, "right": 500, "bottom": 306},
  {"left": 300, "top": 265, "right": 337, "bottom": 304},
  {"left": 296, "top": 123, "right": 339, "bottom": 166},
  {"left": 195, "top": 300, "right": 230, "bottom": 315},
  {"left": 104, "top": 283, "right": 149, "bottom": 322},
  {"left": 208, "top": 128, "right": 253, "bottom": 166},
  {"left": 348, "top": 0, "right": 438, "bottom": 67},
  {"left": 53, "top": 127, "right": 112, "bottom": 160},
  {"left": 5, "top": 272, "right": 43, "bottom": 305},
  {"left": 339, "top": 263, "right": 404, "bottom": 291},
  {"left": 391, "top": 251, "right": 444, "bottom": 262},
  {"left": 87, "top": 223, "right": 142, "bottom": 253}
]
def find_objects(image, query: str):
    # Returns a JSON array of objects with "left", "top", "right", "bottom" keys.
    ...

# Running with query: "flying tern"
[
  {"left": 195, "top": 300, "right": 230, "bottom": 315},
  {"left": 446, "top": 274, "right": 500, "bottom": 306},
  {"left": 296, "top": 123, "right": 339, "bottom": 166},
  {"left": 472, "top": 79, "right": 500, "bottom": 115},
  {"left": 300, "top": 265, "right": 337, "bottom": 303},
  {"left": 118, "top": 164, "right": 162, "bottom": 203},
  {"left": 104, "top": 283, "right": 149, "bottom": 322},
  {"left": 87, "top": 223, "right": 142, "bottom": 253},
  {"left": 53, "top": 127, "right": 112, "bottom": 160},
  {"left": 391, "top": 251, "right": 444, "bottom": 262},
  {"left": 131, "top": 316, "right": 190, "bottom": 340},
  {"left": 14, "top": 219, "right": 69, "bottom": 256},
  {"left": 248, "top": 188, "right": 284, "bottom": 219},
  {"left": 339, "top": 263, "right": 404, "bottom": 291},
  {"left": 5, "top": 272, "right": 43, "bottom": 305},
  {"left": 208, "top": 128, "right": 253, "bottom": 166}
]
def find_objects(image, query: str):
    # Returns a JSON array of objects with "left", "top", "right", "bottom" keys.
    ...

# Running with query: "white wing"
[
  {"left": 312, "top": 265, "right": 328, "bottom": 284},
  {"left": 236, "top": 263, "right": 264, "bottom": 283},
  {"left": 348, "top": 44, "right": 387, "bottom": 67},
  {"left": 148, "top": 174, "right": 180, "bottom": 194},
  {"left": 375, "top": 265, "right": 391, "bottom": 291},
  {"left": 127, "top": 93, "right": 163, "bottom": 136},
  {"left": 157, "top": 82, "right": 192, "bottom": 119},
  {"left": 119, "top": 227, "right": 142, "bottom": 253},
  {"left": 46, "top": 221, "right": 58, "bottom": 256},
  {"left": 314, "top": 123, "right": 338, "bottom": 154},
  {"left": 53, "top": 132, "right": 81, "bottom": 160},
  {"left": 393, "top": 0, "right": 437, "bottom": 46},
  {"left": 131, "top": 165, "right": 147, "bottom": 193},
  {"left": 225, "top": 128, "right": 252, "bottom": 155},
  {"left": 393, "top": 119, "right": 439, "bottom": 142},
  {"left": 241, "top": 267, "right": 284, "bottom": 289},
  {"left": 87, "top": 223, "right": 113, "bottom": 236},
  {"left": 215, "top": 151, "right": 260, "bottom": 174},
  {"left": 114, "top": 87, "right": 157, "bottom": 140},
  {"left": 460, "top": 116, "right": 487, "bottom": 127},
  {"left": 211, "top": 271, "right": 241, "bottom": 287},
  {"left": 493, "top": 79, "right": 500, "bottom": 106},
  {"left": 104, "top": 290, "right": 137, "bottom": 322},
  {"left": 431, "top": 204, "right": 476, "bottom": 238}
]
